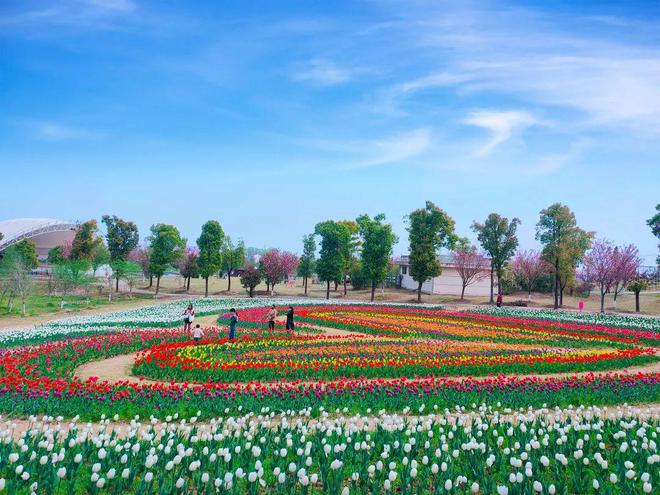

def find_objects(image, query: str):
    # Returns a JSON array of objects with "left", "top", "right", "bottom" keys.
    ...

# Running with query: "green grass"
[{"left": 0, "top": 292, "right": 152, "bottom": 318}]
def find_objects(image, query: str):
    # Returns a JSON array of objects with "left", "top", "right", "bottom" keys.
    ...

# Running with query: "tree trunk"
[
  {"left": 271, "top": 283, "right": 276, "bottom": 296},
  {"left": 227, "top": 273, "right": 232, "bottom": 292},
  {"left": 460, "top": 284, "right": 466, "bottom": 300},
  {"left": 489, "top": 264, "right": 494, "bottom": 304},
  {"left": 156, "top": 276, "right": 161, "bottom": 295},
  {"left": 266, "top": 281, "right": 270, "bottom": 293},
  {"left": 115, "top": 275, "right": 119, "bottom": 292},
  {"left": 635, "top": 291, "right": 640, "bottom": 312},
  {"left": 559, "top": 286, "right": 564, "bottom": 307},
  {"left": 334, "top": 281, "right": 338, "bottom": 292},
  {"left": 553, "top": 257, "right": 560, "bottom": 310},
  {"left": 326, "top": 281, "right": 330, "bottom": 299},
  {"left": 417, "top": 281, "right": 422, "bottom": 303},
  {"left": 249, "top": 286, "right": 254, "bottom": 297},
  {"left": 528, "top": 288, "right": 532, "bottom": 301},
  {"left": 149, "top": 275, "right": 153, "bottom": 288},
  {"left": 613, "top": 284, "right": 619, "bottom": 301},
  {"left": 343, "top": 277, "right": 347, "bottom": 295},
  {"left": 600, "top": 289, "right": 605, "bottom": 313},
  {"left": 304, "top": 276, "right": 308, "bottom": 295},
  {"left": 370, "top": 282, "right": 376, "bottom": 302},
  {"left": 186, "top": 277, "right": 191, "bottom": 291},
  {"left": 204, "top": 277, "right": 209, "bottom": 297},
  {"left": 22, "top": 302, "right": 26, "bottom": 316}
]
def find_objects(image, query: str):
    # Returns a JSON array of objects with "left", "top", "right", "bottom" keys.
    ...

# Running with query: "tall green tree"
[
  {"left": 47, "top": 246, "right": 65, "bottom": 265},
  {"left": 648, "top": 204, "right": 660, "bottom": 265},
  {"left": 297, "top": 234, "right": 316, "bottom": 295},
  {"left": 91, "top": 242, "right": 111, "bottom": 276},
  {"left": 5, "top": 240, "right": 39, "bottom": 270},
  {"left": 102, "top": 215, "right": 139, "bottom": 292},
  {"left": 314, "top": 221, "right": 346, "bottom": 299},
  {"left": 407, "top": 201, "right": 458, "bottom": 302},
  {"left": 196, "top": 220, "right": 225, "bottom": 297},
  {"left": 471, "top": 213, "right": 520, "bottom": 304},
  {"left": 337, "top": 220, "right": 360, "bottom": 295},
  {"left": 536, "top": 203, "right": 592, "bottom": 309},
  {"left": 148, "top": 224, "right": 185, "bottom": 295},
  {"left": 221, "top": 238, "right": 245, "bottom": 292},
  {"left": 70, "top": 220, "right": 100, "bottom": 261},
  {"left": 53, "top": 259, "right": 94, "bottom": 308},
  {"left": 357, "top": 213, "right": 398, "bottom": 301}
]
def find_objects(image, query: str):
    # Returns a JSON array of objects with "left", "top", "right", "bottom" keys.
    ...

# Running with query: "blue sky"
[{"left": 1, "top": 0, "right": 659, "bottom": 264}]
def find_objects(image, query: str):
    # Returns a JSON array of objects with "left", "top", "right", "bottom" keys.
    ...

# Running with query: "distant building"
[
  {"left": 396, "top": 254, "right": 494, "bottom": 296},
  {"left": 0, "top": 218, "right": 77, "bottom": 260}
]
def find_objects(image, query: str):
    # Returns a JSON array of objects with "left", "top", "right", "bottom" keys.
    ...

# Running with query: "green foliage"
[
  {"left": 197, "top": 220, "right": 225, "bottom": 279},
  {"left": 314, "top": 221, "right": 346, "bottom": 291},
  {"left": 407, "top": 201, "right": 457, "bottom": 298},
  {"left": 91, "top": 241, "right": 110, "bottom": 274},
  {"left": 349, "top": 263, "right": 369, "bottom": 290},
  {"left": 47, "top": 245, "right": 66, "bottom": 265},
  {"left": 648, "top": 204, "right": 660, "bottom": 264},
  {"left": 357, "top": 213, "right": 397, "bottom": 296},
  {"left": 53, "top": 259, "right": 95, "bottom": 300},
  {"left": 472, "top": 213, "right": 520, "bottom": 282},
  {"left": 101, "top": 215, "right": 139, "bottom": 265},
  {"left": 148, "top": 224, "right": 186, "bottom": 278},
  {"left": 221, "top": 237, "right": 245, "bottom": 274},
  {"left": 5, "top": 239, "right": 39, "bottom": 270},
  {"left": 70, "top": 219, "right": 100, "bottom": 260},
  {"left": 297, "top": 234, "right": 316, "bottom": 278},
  {"left": 628, "top": 278, "right": 648, "bottom": 294}
]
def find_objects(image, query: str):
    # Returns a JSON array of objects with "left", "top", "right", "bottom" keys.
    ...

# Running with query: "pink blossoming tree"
[
  {"left": 260, "top": 249, "right": 300, "bottom": 295},
  {"left": 510, "top": 250, "right": 552, "bottom": 300},
  {"left": 452, "top": 247, "right": 489, "bottom": 300}
]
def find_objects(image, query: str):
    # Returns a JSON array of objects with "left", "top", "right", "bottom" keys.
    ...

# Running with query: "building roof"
[{"left": 0, "top": 218, "right": 77, "bottom": 251}]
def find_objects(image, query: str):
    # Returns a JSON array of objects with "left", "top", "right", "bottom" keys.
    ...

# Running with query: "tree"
[
  {"left": 535, "top": 203, "right": 591, "bottom": 309},
  {"left": 314, "top": 221, "right": 346, "bottom": 299},
  {"left": 357, "top": 213, "right": 397, "bottom": 301},
  {"left": 297, "top": 234, "right": 316, "bottom": 295},
  {"left": 648, "top": 204, "right": 660, "bottom": 265},
  {"left": 47, "top": 246, "right": 66, "bottom": 265},
  {"left": 129, "top": 246, "right": 152, "bottom": 286},
  {"left": 177, "top": 247, "right": 199, "bottom": 291},
  {"left": 70, "top": 220, "right": 100, "bottom": 261},
  {"left": 581, "top": 240, "right": 618, "bottom": 313},
  {"left": 148, "top": 224, "right": 185, "bottom": 295},
  {"left": 472, "top": 213, "right": 520, "bottom": 304},
  {"left": 407, "top": 201, "right": 458, "bottom": 302},
  {"left": 0, "top": 250, "right": 32, "bottom": 316},
  {"left": 91, "top": 242, "right": 110, "bottom": 276},
  {"left": 510, "top": 250, "right": 552, "bottom": 300},
  {"left": 260, "top": 249, "right": 300, "bottom": 295},
  {"left": 117, "top": 260, "right": 143, "bottom": 298},
  {"left": 611, "top": 244, "right": 641, "bottom": 306},
  {"left": 102, "top": 215, "right": 139, "bottom": 292},
  {"left": 240, "top": 264, "right": 262, "bottom": 297},
  {"left": 5, "top": 240, "right": 39, "bottom": 270},
  {"left": 337, "top": 220, "right": 360, "bottom": 295},
  {"left": 627, "top": 278, "right": 648, "bottom": 313},
  {"left": 221, "top": 238, "right": 246, "bottom": 292},
  {"left": 452, "top": 246, "right": 489, "bottom": 300},
  {"left": 196, "top": 220, "right": 225, "bottom": 297},
  {"left": 53, "top": 259, "right": 94, "bottom": 308}
]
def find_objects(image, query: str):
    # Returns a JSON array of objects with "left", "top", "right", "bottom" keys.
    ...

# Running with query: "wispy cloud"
[
  {"left": 0, "top": 0, "right": 137, "bottom": 29},
  {"left": 25, "top": 121, "right": 103, "bottom": 142},
  {"left": 293, "top": 59, "right": 350, "bottom": 86},
  {"left": 463, "top": 109, "right": 541, "bottom": 157},
  {"left": 359, "top": 128, "right": 432, "bottom": 167}
]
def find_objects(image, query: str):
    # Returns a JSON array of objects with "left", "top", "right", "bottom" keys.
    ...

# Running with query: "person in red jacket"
[{"left": 496, "top": 293, "right": 503, "bottom": 307}]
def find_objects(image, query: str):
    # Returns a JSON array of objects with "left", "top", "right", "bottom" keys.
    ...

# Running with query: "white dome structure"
[{"left": 0, "top": 218, "right": 77, "bottom": 259}]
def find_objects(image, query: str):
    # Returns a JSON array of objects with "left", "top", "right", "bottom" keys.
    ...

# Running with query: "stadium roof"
[{"left": 0, "top": 218, "right": 78, "bottom": 253}]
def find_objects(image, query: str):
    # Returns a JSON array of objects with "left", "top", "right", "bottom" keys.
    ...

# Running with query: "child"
[
  {"left": 228, "top": 308, "right": 238, "bottom": 340},
  {"left": 192, "top": 323, "right": 203, "bottom": 343}
]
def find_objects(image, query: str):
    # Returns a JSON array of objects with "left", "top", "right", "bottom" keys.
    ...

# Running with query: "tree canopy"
[
  {"left": 148, "top": 223, "right": 185, "bottom": 294},
  {"left": 297, "top": 234, "right": 316, "bottom": 295},
  {"left": 314, "top": 220, "right": 347, "bottom": 299},
  {"left": 357, "top": 213, "right": 397, "bottom": 301},
  {"left": 197, "top": 220, "right": 225, "bottom": 296},
  {"left": 102, "top": 215, "right": 139, "bottom": 291},
  {"left": 71, "top": 220, "right": 100, "bottom": 261}
]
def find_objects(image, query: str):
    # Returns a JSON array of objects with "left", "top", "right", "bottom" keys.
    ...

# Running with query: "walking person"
[
  {"left": 183, "top": 303, "right": 195, "bottom": 331},
  {"left": 264, "top": 305, "right": 277, "bottom": 332},
  {"left": 191, "top": 324, "right": 203, "bottom": 344},
  {"left": 228, "top": 308, "right": 238, "bottom": 341},
  {"left": 285, "top": 306, "right": 295, "bottom": 335},
  {"left": 496, "top": 293, "right": 503, "bottom": 308}
]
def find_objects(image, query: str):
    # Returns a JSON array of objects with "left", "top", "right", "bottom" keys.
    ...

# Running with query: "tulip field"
[{"left": 0, "top": 298, "right": 658, "bottom": 493}]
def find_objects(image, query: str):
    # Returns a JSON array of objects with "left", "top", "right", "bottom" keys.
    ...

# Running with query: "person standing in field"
[
  {"left": 285, "top": 306, "right": 295, "bottom": 335},
  {"left": 183, "top": 304, "right": 195, "bottom": 331},
  {"left": 496, "top": 293, "right": 503, "bottom": 307},
  {"left": 265, "top": 305, "right": 277, "bottom": 332},
  {"left": 228, "top": 308, "right": 238, "bottom": 340},
  {"left": 192, "top": 324, "right": 203, "bottom": 343}
]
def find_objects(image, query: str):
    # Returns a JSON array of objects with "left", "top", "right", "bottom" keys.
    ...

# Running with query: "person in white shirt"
[
  {"left": 192, "top": 324, "right": 203, "bottom": 343},
  {"left": 183, "top": 304, "right": 195, "bottom": 331}
]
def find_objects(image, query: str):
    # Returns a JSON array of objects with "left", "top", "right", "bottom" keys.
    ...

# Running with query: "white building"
[
  {"left": 397, "top": 254, "right": 494, "bottom": 296},
  {"left": 0, "top": 218, "right": 77, "bottom": 260}
]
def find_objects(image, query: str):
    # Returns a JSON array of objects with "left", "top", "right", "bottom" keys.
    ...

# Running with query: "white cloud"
[
  {"left": 463, "top": 109, "right": 540, "bottom": 157},
  {"left": 293, "top": 59, "right": 350, "bottom": 86},
  {"left": 89, "top": 0, "right": 136, "bottom": 12},
  {"left": 358, "top": 128, "right": 432, "bottom": 168},
  {"left": 26, "top": 121, "right": 102, "bottom": 141}
]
